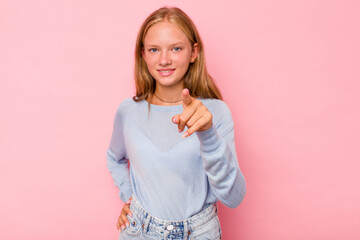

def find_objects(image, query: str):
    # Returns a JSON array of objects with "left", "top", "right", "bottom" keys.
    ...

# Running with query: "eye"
[
  {"left": 149, "top": 48, "right": 158, "bottom": 53},
  {"left": 172, "top": 47, "right": 181, "bottom": 52}
]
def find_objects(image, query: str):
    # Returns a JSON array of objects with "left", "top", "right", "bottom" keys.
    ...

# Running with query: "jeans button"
[{"left": 166, "top": 225, "right": 174, "bottom": 230}]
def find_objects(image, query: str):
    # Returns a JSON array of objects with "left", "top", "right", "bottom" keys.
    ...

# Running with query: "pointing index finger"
[{"left": 182, "top": 88, "right": 192, "bottom": 107}]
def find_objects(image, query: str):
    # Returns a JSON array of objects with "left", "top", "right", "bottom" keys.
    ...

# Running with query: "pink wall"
[{"left": 1, "top": 0, "right": 359, "bottom": 239}]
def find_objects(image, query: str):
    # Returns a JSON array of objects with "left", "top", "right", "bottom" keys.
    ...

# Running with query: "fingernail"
[
  {"left": 182, "top": 132, "right": 189, "bottom": 138},
  {"left": 129, "top": 212, "right": 133, "bottom": 217},
  {"left": 121, "top": 225, "right": 125, "bottom": 230},
  {"left": 178, "top": 128, "right": 182, "bottom": 133},
  {"left": 126, "top": 223, "right": 129, "bottom": 227},
  {"left": 126, "top": 200, "right": 131, "bottom": 204},
  {"left": 172, "top": 118, "right": 176, "bottom": 123},
  {"left": 185, "top": 88, "right": 189, "bottom": 93}
]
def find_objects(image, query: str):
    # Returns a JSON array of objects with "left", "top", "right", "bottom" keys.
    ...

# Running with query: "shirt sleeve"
[
  {"left": 106, "top": 100, "right": 133, "bottom": 202},
  {"left": 196, "top": 101, "right": 246, "bottom": 208}
]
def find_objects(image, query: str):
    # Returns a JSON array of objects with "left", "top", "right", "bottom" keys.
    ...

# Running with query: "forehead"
[{"left": 144, "top": 21, "right": 190, "bottom": 45}]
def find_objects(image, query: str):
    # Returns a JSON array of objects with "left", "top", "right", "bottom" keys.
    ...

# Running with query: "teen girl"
[{"left": 107, "top": 6, "right": 246, "bottom": 240}]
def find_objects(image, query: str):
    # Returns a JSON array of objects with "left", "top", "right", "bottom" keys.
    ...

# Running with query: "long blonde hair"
[{"left": 133, "top": 7, "right": 222, "bottom": 102}]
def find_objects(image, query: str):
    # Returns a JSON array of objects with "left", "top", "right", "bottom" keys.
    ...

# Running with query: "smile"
[{"left": 157, "top": 69, "right": 175, "bottom": 77}]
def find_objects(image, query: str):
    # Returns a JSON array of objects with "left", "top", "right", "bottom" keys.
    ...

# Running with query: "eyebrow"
[{"left": 144, "top": 42, "right": 185, "bottom": 48}]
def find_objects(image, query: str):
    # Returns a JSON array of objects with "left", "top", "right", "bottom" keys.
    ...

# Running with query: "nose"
[{"left": 159, "top": 51, "right": 172, "bottom": 66}]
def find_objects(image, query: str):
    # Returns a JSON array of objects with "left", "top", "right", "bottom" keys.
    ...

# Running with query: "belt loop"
[
  {"left": 183, "top": 220, "right": 189, "bottom": 239},
  {"left": 142, "top": 213, "right": 151, "bottom": 233}
]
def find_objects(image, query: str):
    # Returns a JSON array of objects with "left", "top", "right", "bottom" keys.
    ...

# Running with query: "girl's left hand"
[{"left": 172, "top": 88, "right": 213, "bottom": 138}]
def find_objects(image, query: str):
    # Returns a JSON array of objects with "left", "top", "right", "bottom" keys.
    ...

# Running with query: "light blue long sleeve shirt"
[{"left": 106, "top": 98, "right": 246, "bottom": 220}]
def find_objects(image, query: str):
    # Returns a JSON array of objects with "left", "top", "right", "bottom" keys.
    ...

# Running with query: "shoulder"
[
  {"left": 199, "top": 98, "right": 235, "bottom": 136},
  {"left": 199, "top": 98, "right": 234, "bottom": 129},
  {"left": 116, "top": 97, "right": 136, "bottom": 112},
  {"left": 199, "top": 98, "right": 232, "bottom": 118},
  {"left": 115, "top": 97, "right": 144, "bottom": 119}
]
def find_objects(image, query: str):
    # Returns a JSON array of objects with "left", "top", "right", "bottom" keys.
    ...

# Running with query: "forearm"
[
  {"left": 106, "top": 148, "right": 133, "bottom": 202},
  {"left": 196, "top": 125, "right": 246, "bottom": 208}
]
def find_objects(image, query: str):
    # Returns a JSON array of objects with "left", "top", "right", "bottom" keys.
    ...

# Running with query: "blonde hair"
[{"left": 133, "top": 6, "right": 222, "bottom": 102}]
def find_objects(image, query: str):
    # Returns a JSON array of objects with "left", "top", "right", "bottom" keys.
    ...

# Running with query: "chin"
[{"left": 155, "top": 77, "right": 182, "bottom": 87}]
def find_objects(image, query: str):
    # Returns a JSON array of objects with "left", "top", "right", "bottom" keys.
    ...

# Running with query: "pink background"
[{"left": 1, "top": 0, "right": 359, "bottom": 239}]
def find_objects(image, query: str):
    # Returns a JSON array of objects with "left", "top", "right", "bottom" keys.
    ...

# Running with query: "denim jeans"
[{"left": 119, "top": 196, "right": 222, "bottom": 240}]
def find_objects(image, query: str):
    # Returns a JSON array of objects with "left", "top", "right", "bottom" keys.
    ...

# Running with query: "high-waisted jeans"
[{"left": 118, "top": 196, "right": 222, "bottom": 240}]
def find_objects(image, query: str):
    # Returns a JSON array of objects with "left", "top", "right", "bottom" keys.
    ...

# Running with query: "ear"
[{"left": 190, "top": 43, "right": 198, "bottom": 63}]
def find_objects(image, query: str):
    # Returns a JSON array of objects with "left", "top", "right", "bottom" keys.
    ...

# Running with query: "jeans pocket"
[
  {"left": 122, "top": 214, "right": 142, "bottom": 237},
  {"left": 189, "top": 215, "right": 222, "bottom": 240}
]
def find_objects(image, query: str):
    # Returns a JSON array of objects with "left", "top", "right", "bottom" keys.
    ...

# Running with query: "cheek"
[
  {"left": 174, "top": 54, "right": 191, "bottom": 67},
  {"left": 143, "top": 56, "right": 156, "bottom": 69}
]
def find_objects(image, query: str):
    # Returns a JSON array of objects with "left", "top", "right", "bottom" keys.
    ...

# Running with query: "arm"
[
  {"left": 106, "top": 101, "right": 133, "bottom": 203},
  {"left": 172, "top": 89, "right": 246, "bottom": 208},
  {"left": 196, "top": 102, "right": 246, "bottom": 208}
]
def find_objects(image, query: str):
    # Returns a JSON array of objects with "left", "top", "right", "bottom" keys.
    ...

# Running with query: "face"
[{"left": 142, "top": 21, "right": 198, "bottom": 90}]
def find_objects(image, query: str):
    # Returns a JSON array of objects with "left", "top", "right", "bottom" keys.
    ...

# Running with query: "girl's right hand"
[{"left": 117, "top": 197, "right": 133, "bottom": 232}]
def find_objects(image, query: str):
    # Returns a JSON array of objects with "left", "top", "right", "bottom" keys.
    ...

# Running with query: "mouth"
[{"left": 157, "top": 68, "right": 175, "bottom": 77}]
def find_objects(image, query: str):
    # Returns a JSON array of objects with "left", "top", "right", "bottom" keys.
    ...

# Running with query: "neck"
[
  {"left": 154, "top": 93, "right": 182, "bottom": 103},
  {"left": 151, "top": 84, "right": 183, "bottom": 106}
]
